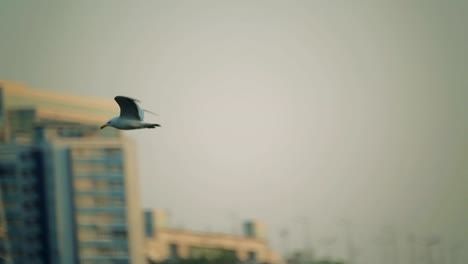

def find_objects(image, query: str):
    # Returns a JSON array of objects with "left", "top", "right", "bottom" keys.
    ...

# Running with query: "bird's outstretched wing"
[{"left": 114, "top": 96, "right": 143, "bottom": 120}]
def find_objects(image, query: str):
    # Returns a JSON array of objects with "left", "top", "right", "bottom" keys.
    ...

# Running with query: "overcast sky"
[{"left": 1, "top": 1, "right": 467, "bottom": 263}]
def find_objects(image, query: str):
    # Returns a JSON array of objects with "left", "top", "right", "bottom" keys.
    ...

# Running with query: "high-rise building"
[
  {"left": 39, "top": 128, "right": 144, "bottom": 264},
  {"left": 0, "top": 81, "right": 145, "bottom": 264}
]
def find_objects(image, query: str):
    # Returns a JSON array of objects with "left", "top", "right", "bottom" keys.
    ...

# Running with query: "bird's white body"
[
  {"left": 101, "top": 96, "right": 160, "bottom": 130},
  {"left": 107, "top": 117, "right": 156, "bottom": 130}
]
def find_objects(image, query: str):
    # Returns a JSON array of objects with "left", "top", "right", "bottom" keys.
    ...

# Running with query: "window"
[
  {"left": 21, "top": 169, "right": 31, "bottom": 177},
  {"left": 104, "top": 148, "right": 122, "bottom": 156},
  {"left": 1, "top": 183, "right": 17, "bottom": 194},
  {"left": 19, "top": 153, "right": 29, "bottom": 161},
  {"left": 112, "top": 230, "right": 127, "bottom": 239},
  {"left": 248, "top": 251, "right": 257, "bottom": 262},
  {"left": 169, "top": 243, "right": 179, "bottom": 260},
  {"left": 0, "top": 164, "right": 15, "bottom": 174}
]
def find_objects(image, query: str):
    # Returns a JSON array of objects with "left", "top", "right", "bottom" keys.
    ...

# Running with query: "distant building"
[
  {"left": 0, "top": 81, "right": 145, "bottom": 264},
  {"left": 144, "top": 209, "right": 169, "bottom": 238},
  {"left": 144, "top": 209, "right": 283, "bottom": 264}
]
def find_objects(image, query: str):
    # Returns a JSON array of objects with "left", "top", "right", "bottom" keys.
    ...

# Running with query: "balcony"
[
  {"left": 78, "top": 222, "right": 128, "bottom": 231},
  {"left": 75, "top": 190, "right": 125, "bottom": 198},
  {"left": 80, "top": 256, "right": 130, "bottom": 264},
  {"left": 80, "top": 239, "right": 129, "bottom": 248},
  {"left": 110, "top": 222, "right": 128, "bottom": 231},
  {"left": 77, "top": 207, "right": 126, "bottom": 215},
  {"left": 74, "top": 173, "right": 124, "bottom": 180},
  {"left": 73, "top": 157, "right": 123, "bottom": 165}
]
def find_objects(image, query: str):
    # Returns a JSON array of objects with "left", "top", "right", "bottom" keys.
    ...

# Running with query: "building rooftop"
[{"left": 0, "top": 80, "right": 118, "bottom": 125}]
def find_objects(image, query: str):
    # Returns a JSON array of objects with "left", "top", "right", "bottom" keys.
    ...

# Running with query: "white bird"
[{"left": 100, "top": 96, "right": 160, "bottom": 130}]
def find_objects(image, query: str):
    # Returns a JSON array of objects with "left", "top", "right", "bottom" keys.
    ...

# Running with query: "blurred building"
[
  {"left": 0, "top": 81, "right": 145, "bottom": 264},
  {"left": 144, "top": 209, "right": 283, "bottom": 264}
]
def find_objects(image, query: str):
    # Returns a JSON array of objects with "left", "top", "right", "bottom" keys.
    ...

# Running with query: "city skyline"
[
  {"left": 1, "top": 1, "right": 467, "bottom": 264},
  {"left": 0, "top": 81, "right": 284, "bottom": 264}
]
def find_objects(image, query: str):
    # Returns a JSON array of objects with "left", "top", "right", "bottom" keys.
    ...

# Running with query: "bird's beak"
[{"left": 100, "top": 124, "right": 107, "bottom": 129}]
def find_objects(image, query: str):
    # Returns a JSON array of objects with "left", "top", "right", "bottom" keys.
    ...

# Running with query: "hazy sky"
[{"left": 1, "top": 1, "right": 467, "bottom": 263}]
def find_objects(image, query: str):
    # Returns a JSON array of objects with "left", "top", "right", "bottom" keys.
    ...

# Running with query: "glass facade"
[{"left": 0, "top": 146, "right": 49, "bottom": 264}]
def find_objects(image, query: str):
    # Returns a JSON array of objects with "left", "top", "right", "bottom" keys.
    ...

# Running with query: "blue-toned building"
[{"left": 0, "top": 145, "right": 49, "bottom": 264}]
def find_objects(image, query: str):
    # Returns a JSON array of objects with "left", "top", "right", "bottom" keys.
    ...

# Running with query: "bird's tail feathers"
[{"left": 143, "top": 123, "right": 160, "bottom": 129}]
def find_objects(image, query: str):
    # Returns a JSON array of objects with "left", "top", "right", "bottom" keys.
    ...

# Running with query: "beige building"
[{"left": 144, "top": 210, "right": 283, "bottom": 264}]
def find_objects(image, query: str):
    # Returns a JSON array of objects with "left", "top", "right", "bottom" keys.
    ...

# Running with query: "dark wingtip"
[
  {"left": 145, "top": 123, "right": 161, "bottom": 129},
  {"left": 115, "top": 95, "right": 140, "bottom": 102}
]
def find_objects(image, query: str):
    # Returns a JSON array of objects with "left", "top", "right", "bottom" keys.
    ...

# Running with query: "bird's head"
[
  {"left": 101, "top": 117, "right": 119, "bottom": 129},
  {"left": 100, "top": 117, "right": 117, "bottom": 129},
  {"left": 100, "top": 120, "right": 110, "bottom": 129}
]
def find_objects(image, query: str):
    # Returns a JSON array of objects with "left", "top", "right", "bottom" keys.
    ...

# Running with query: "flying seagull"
[{"left": 101, "top": 96, "right": 160, "bottom": 130}]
